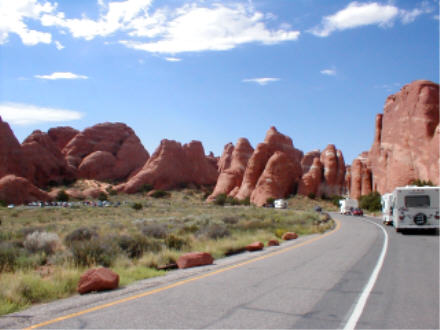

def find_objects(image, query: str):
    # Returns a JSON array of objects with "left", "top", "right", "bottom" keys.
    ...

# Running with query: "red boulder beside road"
[
  {"left": 77, "top": 268, "right": 119, "bottom": 294},
  {"left": 282, "top": 232, "right": 298, "bottom": 240},
  {"left": 177, "top": 252, "right": 214, "bottom": 269},
  {"left": 246, "top": 242, "right": 264, "bottom": 251}
]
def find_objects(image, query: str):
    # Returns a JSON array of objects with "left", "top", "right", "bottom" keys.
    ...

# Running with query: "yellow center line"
[{"left": 25, "top": 218, "right": 341, "bottom": 329}]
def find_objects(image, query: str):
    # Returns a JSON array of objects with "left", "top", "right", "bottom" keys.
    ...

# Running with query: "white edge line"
[{"left": 343, "top": 218, "right": 389, "bottom": 330}]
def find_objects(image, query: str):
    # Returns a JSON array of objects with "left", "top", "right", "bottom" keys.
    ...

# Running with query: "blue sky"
[{"left": 0, "top": 0, "right": 438, "bottom": 164}]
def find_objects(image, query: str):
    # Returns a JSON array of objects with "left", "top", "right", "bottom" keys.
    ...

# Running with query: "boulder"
[
  {"left": 47, "top": 126, "right": 79, "bottom": 151},
  {"left": 0, "top": 175, "right": 51, "bottom": 204},
  {"left": 368, "top": 80, "right": 439, "bottom": 194},
  {"left": 282, "top": 232, "right": 298, "bottom": 240},
  {"left": 246, "top": 242, "right": 264, "bottom": 251},
  {"left": 176, "top": 252, "right": 214, "bottom": 269},
  {"left": 207, "top": 138, "right": 253, "bottom": 201},
  {"left": 120, "top": 139, "right": 218, "bottom": 193},
  {"left": 267, "top": 239, "right": 280, "bottom": 246},
  {"left": 77, "top": 268, "right": 119, "bottom": 294},
  {"left": 63, "top": 122, "right": 149, "bottom": 182}
]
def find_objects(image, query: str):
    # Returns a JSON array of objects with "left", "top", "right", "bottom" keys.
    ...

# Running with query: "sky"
[{"left": 0, "top": 0, "right": 438, "bottom": 164}]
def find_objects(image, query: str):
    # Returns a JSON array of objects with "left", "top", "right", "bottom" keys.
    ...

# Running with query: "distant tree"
[
  {"left": 410, "top": 179, "right": 434, "bottom": 187},
  {"left": 56, "top": 190, "right": 69, "bottom": 202},
  {"left": 359, "top": 192, "right": 381, "bottom": 212}
]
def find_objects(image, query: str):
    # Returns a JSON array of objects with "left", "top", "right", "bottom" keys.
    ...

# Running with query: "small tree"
[
  {"left": 359, "top": 192, "right": 381, "bottom": 212},
  {"left": 98, "top": 192, "right": 108, "bottom": 201},
  {"left": 56, "top": 190, "right": 69, "bottom": 202},
  {"left": 410, "top": 179, "right": 434, "bottom": 187}
]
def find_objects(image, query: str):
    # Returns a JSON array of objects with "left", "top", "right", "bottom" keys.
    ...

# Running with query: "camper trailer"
[
  {"left": 381, "top": 193, "right": 393, "bottom": 225},
  {"left": 339, "top": 198, "right": 358, "bottom": 215},
  {"left": 391, "top": 186, "right": 440, "bottom": 232}
]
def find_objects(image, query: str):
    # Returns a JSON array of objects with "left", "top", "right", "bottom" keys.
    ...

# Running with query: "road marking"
[
  {"left": 25, "top": 219, "right": 341, "bottom": 329},
  {"left": 343, "top": 217, "right": 389, "bottom": 330}
]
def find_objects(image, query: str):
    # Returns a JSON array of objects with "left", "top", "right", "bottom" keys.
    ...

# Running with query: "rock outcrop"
[
  {"left": 0, "top": 175, "right": 51, "bottom": 204},
  {"left": 368, "top": 80, "right": 439, "bottom": 193},
  {"left": 298, "top": 157, "right": 323, "bottom": 197},
  {"left": 47, "top": 126, "right": 79, "bottom": 151},
  {"left": 77, "top": 268, "right": 119, "bottom": 294},
  {"left": 319, "top": 145, "right": 346, "bottom": 196},
  {"left": 207, "top": 138, "right": 253, "bottom": 201},
  {"left": 120, "top": 139, "right": 218, "bottom": 193},
  {"left": 63, "top": 122, "right": 149, "bottom": 182}
]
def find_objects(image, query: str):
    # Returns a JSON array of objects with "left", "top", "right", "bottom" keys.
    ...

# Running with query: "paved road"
[{"left": 1, "top": 213, "right": 438, "bottom": 329}]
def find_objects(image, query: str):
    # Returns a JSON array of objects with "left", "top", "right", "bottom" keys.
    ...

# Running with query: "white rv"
[
  {"left": 274, "top": 199, "right": 288, "bottom": 209},
  {"left": 339, "top": 198, "right": 358, "bottom": 215},
  {"left": 381, "top": 193, "right": 393, "bottom": 225},
  {"left": 391, "top": 186, "right": 440, "bottom": 232}
]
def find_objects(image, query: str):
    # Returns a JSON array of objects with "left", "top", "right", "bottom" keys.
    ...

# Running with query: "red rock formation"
[
  {"left": 0, "top": 116, "right": 29, "bottom": 179},
  {"left": 319, "top": 145, "right": 346, "bottom": 196},
  {"left": 246, "top": 242, "right": 264, "bottom": 251},
  {"left": 21, "top": 130, "right": 74, "bottom": 187},
  {"left": 176, "top": 252, "right": 214, "bottom": 269},
  {"left": 121, "top": 139, "right": 218, "bottom": 193},
  {"left": 350, "top": 153, "right": 371, "bottom": 199},
  {"left": 250, "top": 151, "right": 302, "bottom": 206},
  {"left": 368, "top": 80, "right": 439, "bottom": 194},
  {"left": 0, "top": 175, "right": 51, "bottom": 204},
  {"left": 298, "top": 157, "right": 323, "bottom": 197},
  {"left": 301, "top": 150, "right": 321, "bottom": 173},
  {"left": 77, "top": 268, "right": 119, "bottom": 294},
  {"left": 235, "top": 127, "right": 303, "bottom": 202},
  {"left": 267, "top": 239, "right": 280, "bottom": 246},
  {"left": 47, "top": 126, "right": 79, "bottom": 151},
  {"left": 282, "top": 232, "right": 298, "bottom": 240},
  {"left": 63, "top": 122, "right": 149, "bottom": 182},
  {"left": 207, "top": 138, "right": 253, "bottom": 201}
]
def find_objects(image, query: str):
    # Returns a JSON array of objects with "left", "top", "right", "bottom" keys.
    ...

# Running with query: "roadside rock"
[
  {"left": 176, "top": 252, "right": 214, "bottom": 269},
  {"left": 246, "top": 242, "right": 264, "bottom": 251},
  {"left": 267, "top": 239, "right": 280, "bottom": 246},
  {"left": 0, "top": 175, "right": 51, "bottom": 204},
  {"left": 282, "top": 232, "right": 298, "bottom": 240},
  {"left": 77, "top": 268, "right": 119, "bottom": 294}
]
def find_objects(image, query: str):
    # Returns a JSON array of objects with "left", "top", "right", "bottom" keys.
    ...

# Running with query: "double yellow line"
[{"left": 26, "top": 219, "right": 341, "bottom": 329}]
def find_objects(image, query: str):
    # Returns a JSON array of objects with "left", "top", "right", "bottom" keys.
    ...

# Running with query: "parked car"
[
  {"left": 314, "top": 206, "right": 322, "bottom": 212},
  {"left": 352, "top": 208, "right": 363, "bottom": 216}
]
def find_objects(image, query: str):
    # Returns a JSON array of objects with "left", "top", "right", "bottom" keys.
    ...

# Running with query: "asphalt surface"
[{"left": 1, "top": 213, "right": 438, "bottom": 329}]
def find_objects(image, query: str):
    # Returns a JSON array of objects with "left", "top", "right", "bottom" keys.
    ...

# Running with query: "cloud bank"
[{"left": 34, "top": 72, "right": 88, "bottom": 80}]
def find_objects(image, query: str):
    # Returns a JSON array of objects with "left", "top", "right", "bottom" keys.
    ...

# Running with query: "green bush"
[
  {"left": 359, "top": 191, "right": 381, "bottom": 212},
  {"left": 140, "top": 184, "right": 153, "bottom": 193},
  {"left": 56, "top": 190, "right": 69, "bottom": 202},
  {"left": 266, "top": 197, "right": 275, "bottom": 206},
  {"left": 410, "top": 179, "right": 434, "bottom": 187},
  {"left": 307, "top": 193, "right": 316, "bottom": 200},
  {"left": 0, "top": 243, "right": 19, "bottom": 272},
  {"left": 330, "top": 195, "right": 343, "bottom": 207},
  {"left": 240, "top": 197, "right": 251, "bottom": 206},
  {"left": 117, "top": 234, "right": 161, "bottom": 259},
  {"left": 97, "top": 192, "right": 108, "bottom": 201},
  {"left": 131, "top": 202, "right": 143, "bottom": 210},
  {"left": 222, "top": 216, "right": 239, "bottom": 225},
  {"left": 214, "top": 193, "right": 227, "bottom": 206},
  {"left": 64, "top": 227, "right": 98, "bottom": 247},
  {"left": 70, "top": 239, "right": 120, "bottom": 267},
  {"left": 165, "top": 234, "right": 189, "bottom": 250},
  {"left": 0, "top": 200, "right": 7, "bottom": 207},
  {"left": 150, "top": 190, "right": 170, "bottom": 198},
  {"left": 201, "top": 223, "right": 230, "bottom": 240},
  {"left": 23, "top": 232, "right": 60, "bottom": 255}
]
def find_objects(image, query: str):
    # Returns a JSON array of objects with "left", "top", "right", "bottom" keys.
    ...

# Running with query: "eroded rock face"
[
  {"left": 63, "top": 122, "right": 149, "bottom": 182},
  {"left": 207, "top": 138, "right": 253, "bottom": 201},
  {"left": 319, "top": 145, "right": 346, "bottom": 196},
  {"left": 301, "top": 150, "right": 321, "bottom": 173},
  {"left": 121, "top": 139, "right": 218, "bottom": 193},
  {"left": 368, "top": 80, "right": 439, "bottom": 193},
  {"left": 0, "top": 116, "right": 29, "bottom": 179},
  {"left": 350, "top": 153, "right": 371, "bottom": 200},
  {"left": 298, "top": 157, "right": 323, "bottom": 197},
  {"left": 0, "top": 175, "right": 51, "bottom": 204},
  {"left": 47, "top": 126, "right": 79, "bottom": 151},
  {"left": 77, "top": 268, "right": 119, "bottom": 294}
]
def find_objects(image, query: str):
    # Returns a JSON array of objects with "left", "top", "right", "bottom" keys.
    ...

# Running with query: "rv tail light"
[
  {"left": 435, "top": 212, "right": 439, "bottom": 220},
  {"left": 399, "top": 215, "right": 405, "bottom": 220}
]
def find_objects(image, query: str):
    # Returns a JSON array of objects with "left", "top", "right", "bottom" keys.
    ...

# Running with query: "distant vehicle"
[
  {"left": 391, "top": 186, "right": 439, "bottom": 232},
  {"left": 381, "top": 193, "right": 393, "bottom": 225},
  {"left": 7, "top": 204, "right": 15, "bottom": 209},
  {"left": 274, "top": 199, "right": 287, "bottom": 209},
  {"left": 352, "top": 208, "right": 363, "bottom": 216},
  {"left": 314, "top": 206, "right": 322, "bottom": 212},
  {"left": 339, "top": 198, "right": 358, "bottom": 215}
]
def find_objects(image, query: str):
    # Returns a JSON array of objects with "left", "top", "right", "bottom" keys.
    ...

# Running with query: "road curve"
[{"left": 1, "top": 213, "right": 438, "bottom": 329}]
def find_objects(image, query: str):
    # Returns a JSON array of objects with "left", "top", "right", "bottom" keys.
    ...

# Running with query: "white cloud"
[
  {"left": 320, "top": 69, "right": 336, "bottom": 76},
  {"left": 242, "top": 77, "right": 280, "bottom": 85},
  {"left": 0, "top": 102, "right": 83, "bottom": 125},
  {"left": 310, "top": 1, "right": 432, "bottom": 37},
  {"left": 34, "top": 72, "right": 88, "bottom": 80},
  {"left": 165, "top": 57, "right": 181, "bottom": 62},
  {"left": 54, "top": 40, "right": 64, "bottom": 50},
  {"left": 0, "top": 0, "right": 55, "bottom": 45}
]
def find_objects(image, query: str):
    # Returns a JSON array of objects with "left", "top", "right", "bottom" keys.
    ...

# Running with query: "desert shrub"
[
  {"left": 225, "top": 196, "right": 240, "bottom": 205},
  {"left": 222, "top": 216, "right": 239, "bottom": 225},
  {"left": 274, "top": 228, "right": 289, "bottom": 238},
  {"left": 23, "top": 232, "right": 60, "bottom": 255},
  {"left": 359, "top": 191, "right": 381, "bottom": 212},
  {"left": 150, "top": 190, "right": 170, "bottom": 198},
  {"left": 140, "top": 183, "right": 153, "bottom": 193},
  {"left": 214, "top": 193, "right": 227, "bottom": 206},
  {"left": 266, "top": 197, "right": 275, "bottom": 206},
  {"left": 308, "top": 193, "right": 316, "bottom": 200},
  {"left": 179, "top": 224, "right": 200, "bottom": 234},
  {"left": 106, "top": 187, "right": 117, "bottom": 196},
  {"left": 64, "top": 227, "right": 98, "bottom": 247},
  {"left": 131, "top": 202, "right": 143, "bottom": 210},
  {"left": 141, "top": 223, "right": 168, "bottom": 239},
  {"left": 201, "top": 223, "right": 230, "bottom": 240},
  {"left": 0, "top": 243, "right": 19, "bottom": 272},
  {"left": 98, "top": 192, "right": 108, "bottom": 201},
  {"left": 0, "top": 200, "right": 7, "bottom": 207},
  {"left": 330, "top": 195, "right": 343, "bottom": 207},
  {"left": 56, "top": 190, "right": 69, "bottom": 202},
  {"left": 18, "top": 227, "right": 42, "bottom": 239},
  {"left": 240, "top": 197, "right": 251, "bottom": 206},
  {"left": 165, "top": 234, "right": 189, "bottom": 250},
  {"left": 70, "top": 238, "right": 120, "bottom": 267},
  {"left": 410, "top": 179, "right": 434, "bottom": 187},
  {"left": 117, "top": 234, "right": 161, "bottom": 259}
]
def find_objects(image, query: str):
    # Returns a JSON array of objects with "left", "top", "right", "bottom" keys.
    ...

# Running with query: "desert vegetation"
[{"left": 0, "top": 188, "right": 336, "bottom": 315}]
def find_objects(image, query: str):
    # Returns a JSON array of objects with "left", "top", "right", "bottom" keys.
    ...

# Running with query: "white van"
[
  {"left": 339, "top": 198, "right": 358, "bottom": 215},
  {"left": 391, "top": 186, "right": 439, "bottom": 232},
  {"left": 274, "top": 199, "right": 287, "bottom": 209},
  {"left": 381, "top": 193, "right": 393, "bottom": 225}
]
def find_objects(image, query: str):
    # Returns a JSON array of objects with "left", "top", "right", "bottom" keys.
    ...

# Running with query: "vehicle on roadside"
[
  {"left": 381, "top": 193, "right": 393, "bottom": 225},
  {"left": 352, "top": 208, "right": 363, "bottom": 216},
  {"left": 314, "top": 205, "right": 322, "bottom": 212},
  {"left": 274, "top": 199, "right": 287, "bottom": 209},
  {"left": 339, "top": 198, "right": 358, "bottom": 215},
  {"left": 391, "top": 186, "right": 440, "bottom": 232}
]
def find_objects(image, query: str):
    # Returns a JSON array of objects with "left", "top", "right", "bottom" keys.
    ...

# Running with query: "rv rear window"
[{"left": 405, "top": 195, "right": 430, "bottom": 208}]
